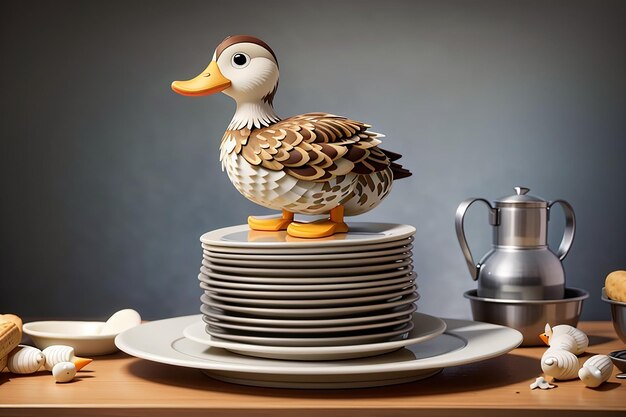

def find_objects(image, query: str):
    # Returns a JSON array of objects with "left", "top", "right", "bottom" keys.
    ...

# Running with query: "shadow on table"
[
  {"left": 0, "top": 370, "right": 48, "bottom": 386},
  {"left": 125, "top": 352, "right": 539, "bottom": 398},
  {"left": 588, "top": 335, "right": 616, "bottom": 346},
  {"left": 590, "top": 381, "right": 621, "bottom": 391}
]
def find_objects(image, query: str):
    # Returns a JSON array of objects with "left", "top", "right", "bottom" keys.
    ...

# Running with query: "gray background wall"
[{"left": 1, "top": 0, "right": 625, "bottom": 321}]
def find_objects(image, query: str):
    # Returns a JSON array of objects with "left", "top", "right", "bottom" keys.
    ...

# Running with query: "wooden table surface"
[{"left": 1, "top": 321, "right": 625, "bottom": 417}]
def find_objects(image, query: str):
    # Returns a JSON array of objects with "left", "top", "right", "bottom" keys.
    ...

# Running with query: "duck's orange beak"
[
  {"left": 73, "top": 356, "right": 93, "bottom": 371},
  {"left": 171, "top": 61, "right": 231, "bottom": 97},
  {"left": 539, "top": 333, "right": 550, "bottom": 346}
]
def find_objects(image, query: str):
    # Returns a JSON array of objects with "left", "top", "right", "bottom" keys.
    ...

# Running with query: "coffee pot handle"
[
  {"left": 548, "top": 199, "right": 576, "bottom": 261},
  {"left": 455, "top": 198, "right": 499, "bottom": 281}
]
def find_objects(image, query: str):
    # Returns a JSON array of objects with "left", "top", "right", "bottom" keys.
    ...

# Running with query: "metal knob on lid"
[
  {"left": 495, "top": 186, "right": 548, "bottom": 208},
  {"left": 495, "top": 186, "right": 548, "bottom": 247}
]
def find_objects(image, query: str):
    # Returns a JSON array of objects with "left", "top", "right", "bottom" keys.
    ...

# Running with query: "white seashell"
[
  {"left": 7, "top": 345, "right": 45, "bottom": 374},
  {"left": 578, "top": 354, "right": 614, "bottom": 388},
  {"left": 548, "top": 334, "right": 577, "bottom": 353},
  {"left": 529, "top": 376, "right": 556, "bottom": 390},
  {"left": 52, "top": 361, "right": 76, "bottom": 383},
  {"left": 100, "top": 309, "right": 141, "bottom": 335},
  {"left": 42, "top": 345, "right": 92, "bottom": 371},
  {"left": 544, "top": 323, "right": 588, "bottom": 355},
  {"left": 42, "top": 345, "right": 74, "bottom": 371},
  {"left": 541, "top": 348, "right": 580, "bottom": 380}
]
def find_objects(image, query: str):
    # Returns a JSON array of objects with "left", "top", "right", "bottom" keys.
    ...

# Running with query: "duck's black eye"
[{"left": 231, "top": 53, "right": 250, "bottom": 68}]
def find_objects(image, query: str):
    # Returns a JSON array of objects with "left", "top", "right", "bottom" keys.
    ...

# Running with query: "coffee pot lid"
[{"left": 495, "top": 186, "right": 547, "bottom": 207}]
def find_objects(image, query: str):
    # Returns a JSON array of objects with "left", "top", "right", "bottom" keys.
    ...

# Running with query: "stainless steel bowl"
[
  {"left": 608, "top": 350, "right": 626, "bottom": 373},
  {"left": 464, "top": 287, "right": 589, "bottom": 346},
  {"left": 601, "top": 287, "right": 626, "bottom": 344}
]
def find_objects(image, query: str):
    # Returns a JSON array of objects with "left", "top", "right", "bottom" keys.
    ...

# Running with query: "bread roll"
[
  {"left": 1, "top": 314, "right": 23, "bottom": 371},
  {"left": 0, "top": 321, "right": 21, "bottom": 366},
  {"left": 606, "top": 270, "right": 626, "bottom": 303},
  {"left": 0, "top": 314, "right": 23, "bottom": 334}
]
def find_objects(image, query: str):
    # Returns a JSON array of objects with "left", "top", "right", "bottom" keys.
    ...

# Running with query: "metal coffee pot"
[{"left": 455, "top": 187, "right": 575, "bottom": 300}]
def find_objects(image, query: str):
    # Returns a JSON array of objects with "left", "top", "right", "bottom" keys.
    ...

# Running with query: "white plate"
[
  {"left": 203, "top": 237, "right": 414, "bottom": 256},
  {"left": 205, "top": 321, "right": 414, "bottom": 347},
  {"left": 201, "top": 258, "right": 413, "bottom": 278},
  {"left": 23, "top": 321, "right": 119, "bottom": 356},
  {"left": 202, "top": 285, "right": 417, "bottom": 307},
  {"left": 201, "top": 293, "right": 419, "bottom": 318},
  {"left": 198, "top": 275, "right": 416, "bottom": 299},
  {"left": 203, "top": 251, "right": 412, "bottom": 268},
  {"left": 198, "top": 272, "right": 416, "bottom": 292},
  {"left": 200, "top": 223, "right": 416, "bottom": 249},
  {"left": 187, "top": 312, "right": 441, "bottom": 357},
  {"left": 201, "top": 303, "right": 418, "bottom": 328},
  {"left": 200, "top": 265, "right": 414, "bottom": 285},
  {"left": 116, "top": 315, "right": 521, "bottom": 388},
  {"left": 204, "top": 244, "right": 413, "bottom": 260},
  {"left": 202, "top": 314, "right": 413, "bottom": 335},
  {"left": 200, "top": 280, "right": 416, "bottom": 301}
]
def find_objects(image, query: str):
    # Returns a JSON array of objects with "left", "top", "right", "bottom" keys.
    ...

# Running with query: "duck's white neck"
[{"left": 228, "top": 101, "right": 281, "bottom": 130}]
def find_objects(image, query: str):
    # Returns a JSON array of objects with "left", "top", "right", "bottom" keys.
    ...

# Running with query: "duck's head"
[
  {"left": 171, "top": 35, "right": 279, "bottom": 105},
  {"left": 539, "top": 323, "right": 553, "bottom": 345}
]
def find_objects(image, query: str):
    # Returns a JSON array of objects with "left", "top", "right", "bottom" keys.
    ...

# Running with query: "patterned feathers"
[{"left": 220, "top": 113, "right": 411, "bottom": 183}]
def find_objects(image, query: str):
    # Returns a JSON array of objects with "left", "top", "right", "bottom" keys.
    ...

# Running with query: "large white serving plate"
[
  {"left": 201, "top": 258, "right": 413, "bottom": 278},
  {"left": 200, "top": 223, "right": 416, "bottom": 249},
  {"left": 198, "top": 275, "right": 415, "bottom": 299},
  {"left": 203, "top": 251, "right": 412, "bottom": 268},
  {"left": 200, "top": 293, "right": 419, "bottom": 318},
  {"left": 200, "top": 303, "right": 417, "bottom": 328},
  {"left": 116, "top": 315, "right": 522, "bottom": 389},
  {"left": 204, "top": 244, "right": 413, "bottom": 260},
  {"left": 202, "top": 237, "right": 414, "bottom": 255},
  {"left": 200, "top": 266, "right": 414, "bottom": 285}
]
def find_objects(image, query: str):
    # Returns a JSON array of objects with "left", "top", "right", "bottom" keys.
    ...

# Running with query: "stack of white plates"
[
  {"left": 116, "top": 223, "right": 523, "bottom": 388},
  {"left": 197, "top": 223, "right": 422, "bottom": 358}
]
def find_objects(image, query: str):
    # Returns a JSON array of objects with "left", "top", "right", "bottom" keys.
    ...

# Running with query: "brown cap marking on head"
[{"left": 215, "top": 35, "right": 278, "bottom": 66}]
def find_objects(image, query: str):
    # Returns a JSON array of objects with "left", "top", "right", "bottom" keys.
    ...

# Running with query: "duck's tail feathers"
[{"left": 380, "top": 148, "right": 412, "bottom": 180}]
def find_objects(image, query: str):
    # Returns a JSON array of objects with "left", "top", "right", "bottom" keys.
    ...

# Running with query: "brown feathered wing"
[{"left": 225, "top": 113, "right": 411, "bottom": 182}]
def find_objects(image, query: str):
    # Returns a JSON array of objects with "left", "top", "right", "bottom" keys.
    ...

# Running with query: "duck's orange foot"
[
  {"left": 287, "top": 219, "right": 349, "bottom": 239},
  {"left": 248, "top": 210, "right": 293, "bottom": 231}
]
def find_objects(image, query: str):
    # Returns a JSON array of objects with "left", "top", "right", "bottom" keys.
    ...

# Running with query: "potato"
[{"left": 606, "top": 270, "right": 626, "bottom": 302}]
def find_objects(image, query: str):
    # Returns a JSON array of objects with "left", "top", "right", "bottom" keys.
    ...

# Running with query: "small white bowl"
[{"left": 23, "top": 321, "right": 121, "bottom": 356}]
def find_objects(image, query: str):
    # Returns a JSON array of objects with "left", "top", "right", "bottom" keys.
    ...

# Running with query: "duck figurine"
[
  {"left": 539, "top": 323, "right": 588, "bottom": 356},
  {"left": 172, "top": 35, "right": 411, "bottom": 238}
]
